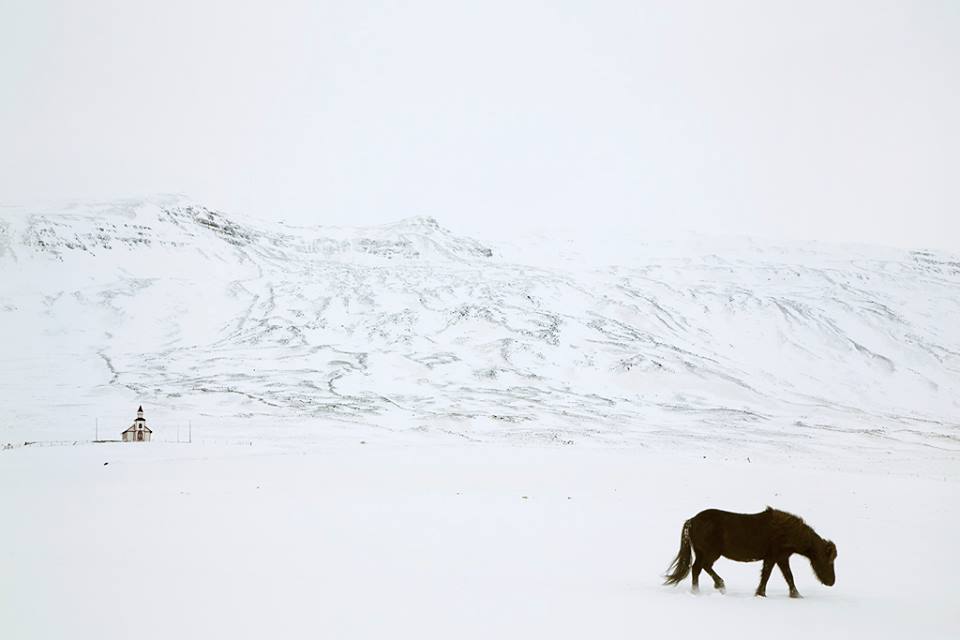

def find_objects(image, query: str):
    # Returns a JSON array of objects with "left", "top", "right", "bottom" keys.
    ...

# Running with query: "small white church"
[{"left": 122, "top": 406, "right": 153, "bottom": 442}]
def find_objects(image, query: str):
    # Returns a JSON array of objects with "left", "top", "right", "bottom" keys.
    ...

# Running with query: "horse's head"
[{"left": 810, "top": 539, "right": 837, "bottom": 586}]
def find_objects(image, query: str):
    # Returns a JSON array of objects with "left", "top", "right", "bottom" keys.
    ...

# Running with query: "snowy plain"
[
  {"left": 1, "top": 198, "right": 958, "bottom": 639},
  {"left": 2, "top": 439, "right": 957, "bottom": 639}
]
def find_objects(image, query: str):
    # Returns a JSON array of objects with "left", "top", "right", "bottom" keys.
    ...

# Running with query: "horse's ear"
[{"left": 825, "top": 540, "right": 837, "bottom": 560}]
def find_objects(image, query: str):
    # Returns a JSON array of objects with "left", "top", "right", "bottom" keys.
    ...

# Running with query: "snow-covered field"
[
  {"left": 2, "top": 438, "right": 957, "bottom": 639},
  {"left": 1, "top": 198, "right": 958, "bottom": 638}
]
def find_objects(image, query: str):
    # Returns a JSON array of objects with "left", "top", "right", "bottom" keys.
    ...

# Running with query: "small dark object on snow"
[
  {"left": 663, "top": 507, "right": 837, "bottom": 598},
  {"left": 103, "top": 462, "right": 108, "bottom": 466}
]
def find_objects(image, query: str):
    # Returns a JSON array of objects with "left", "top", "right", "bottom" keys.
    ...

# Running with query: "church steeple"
[{"left": 123, "top": 405, "right": 152, "bottom": 442}]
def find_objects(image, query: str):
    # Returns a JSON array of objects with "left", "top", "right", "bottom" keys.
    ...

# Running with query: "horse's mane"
[{"left": 765, "top": 507, "right": 821, "bottom": 548}]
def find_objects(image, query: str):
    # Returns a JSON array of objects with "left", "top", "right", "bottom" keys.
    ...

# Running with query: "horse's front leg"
[
  {"left": 777, "top": 557, "right": 802, "bottom": 598},
  {"left": 755, "top": 559, "right": 774, "bottom": 597}
]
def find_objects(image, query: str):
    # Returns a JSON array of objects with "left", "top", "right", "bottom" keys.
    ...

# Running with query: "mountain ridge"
[{"left": 1, "top": 198, "right": 958, "bottom": 462}]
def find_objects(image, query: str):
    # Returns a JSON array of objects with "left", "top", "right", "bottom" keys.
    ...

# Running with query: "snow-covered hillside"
[{"left": 1, "top": 197, "right": 958, "bottom": 465}]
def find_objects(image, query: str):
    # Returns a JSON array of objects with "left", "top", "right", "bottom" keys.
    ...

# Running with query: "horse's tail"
[{"left": 663, "top": 519, "right": 693, "bottom": 586}]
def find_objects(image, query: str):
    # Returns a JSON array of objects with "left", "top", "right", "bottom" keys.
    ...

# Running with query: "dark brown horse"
[{"left": 663, "top": 507, "right": 837, "bottom": 597}]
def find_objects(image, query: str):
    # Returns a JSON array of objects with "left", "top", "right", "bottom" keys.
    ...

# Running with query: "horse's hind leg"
[
  {"left": 691, "top": 552, "right": 703, "bottom": 593},
  {"left": 696, "top": 550, "right": 724, "bottom": 593},
  {"left": 703, "top": 562, "right": 725, "bottom": 593}
]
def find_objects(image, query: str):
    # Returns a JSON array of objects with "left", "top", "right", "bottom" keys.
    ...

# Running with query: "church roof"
[{"left": 123, "top": 424, "right": 152, "bottom": 433}]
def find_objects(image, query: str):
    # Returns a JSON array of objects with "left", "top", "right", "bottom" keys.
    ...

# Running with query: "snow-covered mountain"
[{"left": 1, "top": 197, "right": 958, "bottom": 460}]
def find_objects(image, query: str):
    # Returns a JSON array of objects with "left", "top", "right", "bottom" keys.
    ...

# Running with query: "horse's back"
[
  {"left": 688, "top": 508, "right": 774, "bottom": 561},
  {"left": 691, "top": 508, "right": 770, "bottom": 526}
]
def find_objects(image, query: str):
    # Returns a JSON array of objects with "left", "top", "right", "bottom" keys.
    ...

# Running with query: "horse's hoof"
[
  {"left": 717, "top": 586, "right": 726, "bottom": 594},
  {"left": 790, "top": 591, "right": 803, "bottom": 599},
  {"left": 755, "top": 592, "right": 766, "bottom": 598}
]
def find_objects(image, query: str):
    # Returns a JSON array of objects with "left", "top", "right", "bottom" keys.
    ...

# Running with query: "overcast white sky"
[{"left": 1, "top": 1, "right": 958, "bottom": 248}]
